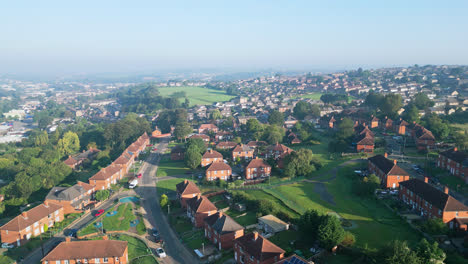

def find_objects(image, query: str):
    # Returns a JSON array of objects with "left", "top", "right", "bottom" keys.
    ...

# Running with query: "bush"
[
  {"left": 341, "top": 231, "right": 356, "bottom": 247},
  {"left": 421, "top": 218, "right": 449, "bottom": 235},
  {"left": 95, "top": 190, "right": 110, "bottom": 201},
  {"left": 257, "top": 199, "right": 276, "bottom": 215}
]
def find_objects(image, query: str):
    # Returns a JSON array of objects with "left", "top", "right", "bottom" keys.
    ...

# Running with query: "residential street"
[{"left": 135, "top": 138, "right": 200, "bottom": 264}]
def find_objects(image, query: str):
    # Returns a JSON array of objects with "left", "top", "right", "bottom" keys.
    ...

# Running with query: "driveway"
[{"left": 135, "top": 138, "right": 199, "bottom": 264}]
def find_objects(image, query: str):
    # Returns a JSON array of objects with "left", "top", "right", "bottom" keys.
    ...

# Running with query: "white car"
[
  {"left": 156, "top": 248, "right": 166, "bottom": 258},
  {"left": 1, "top": 243, "right": 14, "bottom": 249}
]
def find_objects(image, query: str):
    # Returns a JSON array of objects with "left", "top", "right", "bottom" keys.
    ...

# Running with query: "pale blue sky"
[{"left": 1, "top": 0, "right": 467, "bottom": 74}]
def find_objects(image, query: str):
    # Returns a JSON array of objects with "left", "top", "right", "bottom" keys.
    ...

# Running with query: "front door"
[{"left": 392, "top": 183, "right": 396, "bottom": 188}]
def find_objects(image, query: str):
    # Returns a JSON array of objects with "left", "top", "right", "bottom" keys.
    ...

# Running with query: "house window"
[
  {"left": 25, "top": 226, "right": 31, "bottom": 232},
  {"left": 95, "top": 258, "right": 100, "bottom": 263},
  {"left": 64, "top": 261, "right": 69, "bottom": 264},
  {"left": 438, "top": 210, "right": 442, "bottom": 215},
  {"left": 456, "top": 211, "right": 459, "bottom": 216},
  {"left": 115, "top": 257, "right": 119, "bottom": 262},
  {"left": 103, "top": 257, "right": 108, "bottom": 263},
  {"left": 56, "top": 261, "right": 61, "bottom": 264},
  {"left": 33, "top": 222, "right": 39, "bottom": 227}
]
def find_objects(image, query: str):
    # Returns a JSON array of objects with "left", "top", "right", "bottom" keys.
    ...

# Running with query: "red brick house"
[
  {"left": 265, "top": 143, "right": 293, "bottom": 160},
  {"left": 41, "top": 236, "right": 128, "bottom": 264},
  {"left": 232, "top": 144, "right": 255, "bottom": 160},
  {"left": 204, "top": 211, "right": 244, "bottom": 250},
  {"left": 189, "top": 134, "right": 210, "bottom": 143},
  {"left": 234, "top": 232, "right": 285, "bottom": 264},
  {"left": 199, "top": 124, "right": 219, "bottom": 134},
  {"left": 45, "top": 181, "right": 95, "bottom": 214},
  {"left": 113, "top": 151, "right": 134, "bottom": 173},
  {"left": 88, "top": 163, "right": 124, "bottom": 190},
  {"left": 246, "top": 158, "right": 272, "bottom": 179},
  {"left": 412, "top": 124, "right": 435, "bottom": 151},
  {"left": 206, "top": 162, "right": 232, "bottom": 181},
  {"left": 399, "top": 178, "right": 468, "bottom": 230},
  {"left": 393, "top": 118, "right": 409, "bottom": 135},
  {"left": 355, "top": 132, "right": 374, "bottom": 153},
  {"left": 186, "top": 194, "right": 218, "bottom": 228},
  {"left": 437, "top": 148, "right": 468, "bottom": 183},
  {"left": 216, "top": 141, "right": 238, "bottom": 150},
  {"left": 321, "top": 116, "right": 336, "bottom": 129},
  {"left": 202, "top": 149, "right": 224, "bottom": 167},
  {"left": 63, "top": 148, "right": 100, "bottom": 170},
  {"left": 368, "top": 154, "right": 410, "bottom": 188},
  {"left": 370, "top": 116, "right": 379, "bottom": 128},
  {"left": 170, "top": 145, "right": 185, "bottom": 161},
  {"left": 176, "top": 179, "right": 201, "bottom": 208},
  {"left": 0, "top": 202, "right": 64, "bottom": 246},
  {"left": 215, "top": 131, "right": 233, "bottom": 141},
  {"left": 380, "top": 117, "right": 393, "bottom": 130}
]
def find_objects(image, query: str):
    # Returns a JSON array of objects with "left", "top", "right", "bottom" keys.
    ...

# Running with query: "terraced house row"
[{"left": 0, "top": 132, "right": 150, "bottom": 246}]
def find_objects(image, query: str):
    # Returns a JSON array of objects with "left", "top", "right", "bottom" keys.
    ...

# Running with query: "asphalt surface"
[{"left": 135, "top": 138, "right": 199, "bottom": 264}]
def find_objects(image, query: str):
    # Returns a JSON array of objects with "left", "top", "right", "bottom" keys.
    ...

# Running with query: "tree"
[
  {"left": 317, "top": 215, "right": 345, "bottom": 250},
  {"left": 298, "top": 209, "right": 323, "bottom": 243},
  {"left": 335, "top": 117, "right": 354, "bottom": 140},
  {"left": 421, "top": 218, "right": 449, "bottom": 235},
  {"left": 95, "top": 190, "right": 110, "bottom": 201},
  {"left": 293, "top": 101, "right": 313, "bottom": 120},
  {"left": 380, "top": 94, "right": 403, "bottom": 119},
  {"left": 57, "top": 131, "right": 80, "bottom": 157},
  {"left": 415, "top": 238, "right": 445, "bottom": 263},
  {"left": 341, "top": 231, "right": 356, "bottom": 247},
  {"left": 185, "top": 146, "right": 202, "bottom": 169},
  {"left": 403, "top": 104, "right": 420, "bottom": 123},
  {"left": 268, "top": 110, "right": 284, "bottom": 126},
  {"left": 174, "top": 120, "right": 192, "bottom": 140},
  {"left": 186, "top": 138, "right": 206, "bottom": 154},
  {"left": 381, "top": 240, "right": 422, "bottom": 264},
  {"left": 246, "top": 119, "right": 263, "bottom": 140},
  {"left": 34, "top": 131, "right": 49, "bottom": 146},
  {"left": 263, "top": 125, "right": 285, "bottom": 144},
  {"left": 365, "top": 90, "right": 384, "bottom": 107},
  {"left": 283, "top": 149, "right": 318, "bottom": 177},
  {"left": 413, "top": 93, "right": 434, "bottom": 110},
  {"left": 160, "top": 194, "right": 169, "bottom": 208},
  {"left": 210, "top": 109, "right": 222, "bottom": 120}
]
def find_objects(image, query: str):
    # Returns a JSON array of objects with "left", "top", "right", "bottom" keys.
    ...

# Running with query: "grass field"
[
  {"left": 78, "top": 204, "right": 137, "bottom": 236},
  {"left": 451, "top": 123, "right": 468, "bottom": 134},
  {"left": 157, "top": 86, "right": 235, "bottom": 106},
  {"left": 156, "top": 178, "right": 188, "bottom": 197},
  {"left": 253, "top": 163, "right": 421, "bottom": 251},
  {"left": 156, "top": 157, "right": 190, "bottom": 177}
]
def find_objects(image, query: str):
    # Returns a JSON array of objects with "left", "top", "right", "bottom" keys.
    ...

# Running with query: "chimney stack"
[
  {"left": 184, "top": 179, "right": 188, "bottom": 184},
  {"left": 393, "top": 160, "right": 397, "bottom": 165},
  {"left": 424, "top": 177, "right": 429, "bottom": 183},
  {"left": 444, "top": 186, "right": 449, "bottom": 194},
  {"left": 253, "top": 231, "right": 259, "bottom": 241},
  {"left": 44, "top": 201, "right": 49, "bottom": 207},
  {"left": 197, "top": 194, "right": 201, "bottom": 200},
  {"left": 21, "top": 211, "right": 27, "bottom": 219},
  {"left": 102, "top": 235, "right": 108, "bottom": 240},
  {"left": 218, "top": 211, "right": 223, "bottom": 218},
  {"left": 454, "top": 147, "right": 458, "bottom": 152},
  {"left": 384, "top": 153, "right": 388, "bottom": 158}
]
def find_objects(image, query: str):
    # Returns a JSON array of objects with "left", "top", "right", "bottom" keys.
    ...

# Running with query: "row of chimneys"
[{"left": 424, "top": 176, "right": 449, "bottom": 194}]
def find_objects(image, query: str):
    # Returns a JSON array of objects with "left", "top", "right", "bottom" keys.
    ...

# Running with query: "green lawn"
[
  {"left": 257, "top": 163, "right": 421, "bottom": 251},
  {"left": 224, "top": 210, "right": 258, "bottom": 226},
  {"left": 451, "top": 123, "right": 468, "bottom": 134},
  {"left": 170, "top": 215, "right": 193, "bottom": 234},
  {"left": 268, "top": 230, "right": 299, "bottom": 251},
  {"left": 156, "top": 178, "right": 188, "bottom": 197},
  {"left": 78, "top": 204, "right": 137, "bottom": 237},
  {"left": 438, "top": 173, "right": 468, "bottom": 197},
  {"left": 181, "top": 229, "right": 209, "bottom": 250},
  {"left": 113, "top": 234, "right": 157, "bottom": 263},
  {"left": 157, "top": 86, "right": 235, "bottom": 106},
  {"left": 156, "top": 157, "right": 190, "bottom": 177},
  {"left": 292, "top": 93, "right": 323, "bottom": 100}
]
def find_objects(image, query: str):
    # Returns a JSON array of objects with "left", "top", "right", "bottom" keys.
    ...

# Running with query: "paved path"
[{"left": 135, "top": 138, "right": 199, "bottom": 264}]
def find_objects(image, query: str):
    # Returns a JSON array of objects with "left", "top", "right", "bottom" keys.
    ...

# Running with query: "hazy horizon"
[{"left": 1, "top": 0, "right": 467, "bottom": 76}]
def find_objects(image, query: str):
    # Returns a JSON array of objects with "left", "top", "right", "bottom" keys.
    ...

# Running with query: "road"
[{"left": 135, "top": 138, "right": 199, "bottom": 264}]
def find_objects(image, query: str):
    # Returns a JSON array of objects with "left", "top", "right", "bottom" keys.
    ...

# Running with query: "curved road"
[{"left": 135, "top": 138, "right": 199, "bottom": 264}]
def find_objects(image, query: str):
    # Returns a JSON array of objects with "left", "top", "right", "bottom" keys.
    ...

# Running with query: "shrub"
[
  {"left": 421, "top": 218, "right": 449, "bottom": 235},
  {"left": 341, "top": 231, "right": 356, "bottom": 247}
]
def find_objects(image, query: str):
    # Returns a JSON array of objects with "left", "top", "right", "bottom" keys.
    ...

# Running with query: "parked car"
[
  {"left": 147, "top": 144, "right": 153, "bottom": 147},
  {"left": 152, "top": 148, "right": 158, "bottom": 151},
  {"left": 1, "top": 243, "right": 14, "bottom": 249},
  {"left": 152, "top": 228, "right": 161, "bottom": 242},
  {"left": 129, "top": 179, "right": 138, "bottom": 189},
  {"left": 156, "top": 248, "right": 166, "bottom": 258},
  {"left": 65, "top": 229, "right": 77, "bottom": 237},
  {"left": 93, "top": 209, "right": 105, "bottom": 217},
  {"left": 136, "top": 173, "right": 142, "bottom": 178}
]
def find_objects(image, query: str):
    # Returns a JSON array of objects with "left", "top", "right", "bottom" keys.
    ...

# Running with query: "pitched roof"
[
  {"left": 246, "top": 158, "right": 271, "bottom": 169},
  {"left": 439, "top": 148, "right": 468, "bottom": 164},
  {"left": 46, "top": 181, "right": 94, "bottom": 201},
  {"left": 371, "top": 116, "right": 379, "bottom": 122},
  {"left": 356, "top": 133, "right": 374, "bottom": 145},
  {"left": 235, "top": 232, "right": 285, "bottom": 261},
  {"left": 395, "top": 118, "right": 409, "bottom": 126},
  {"left": 204, "top": 212, "right": 243, "bottom": 235},
  {"left": 267, "top": 143, "right": 293, "bottom": 154},
  {"left": 202, "top": 149, "right": 223, "bottom": 159},
  {"left": 233, "top": 144, "right": 254, "bottom": 153},
  {"left": 247, "top": 141, "right": 268, "bottom": 148},
  {"left": 400, "top": 179, "right": 468, "bottom": 212},
  {"left": 199, "top": 123, "right": 218, "bottom": 130},
  {"left": 186, "top": 195, "right": 217, "bottom": 213},
  {"left": 216, "top": 141, "right": 237, "bottom": 149},
  {"left": 176, "top": 180, "right": 201, "bottom": 196},
  {"left": 0, "top": 203, "right": 63, "bottom": 231},
  {"left": 41, "top": 239, "right": 128, "bottom": 261},
  {"left": 63, "top": 156, "right": 78, "bottom": 166},
  {"left": 206, "top": 161, "right": 232, "bottom": 172},
  {"left": 89, "top": 164, "right": 122, "bottom": 181},
  {"left": 368, "top": 155, "right": 409, "bottom": 176}
]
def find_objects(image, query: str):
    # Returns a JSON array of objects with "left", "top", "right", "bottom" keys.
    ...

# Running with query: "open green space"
[
  {"left": 451, "top": 123, "right": 468, "bottom": 134},
  {"left": 170, "top": 215, "right": 193, "bottom": 234},
  {"left": 156, "top": 157, "right": 190, "bottom": 177},
  {"left": 157, "top": 86, "right": 235, "bottom": 106},
  {"left": 292, "top": 93, "right": 323, "bottom": 100},
  {"left": 224, "top": 209, "right": 258, "bottom": 227},
  {"left": 438, "top": 173, "right": 468, "bottom": 197},
  {"left": 181, "top": 229, "right": 210, "bottom": 250},
  {"left": 156, "top": 178, "right": 188, "bottom": 197},
  {"left": 78, "top": 203, "right": 137, "bottom": 237}
]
